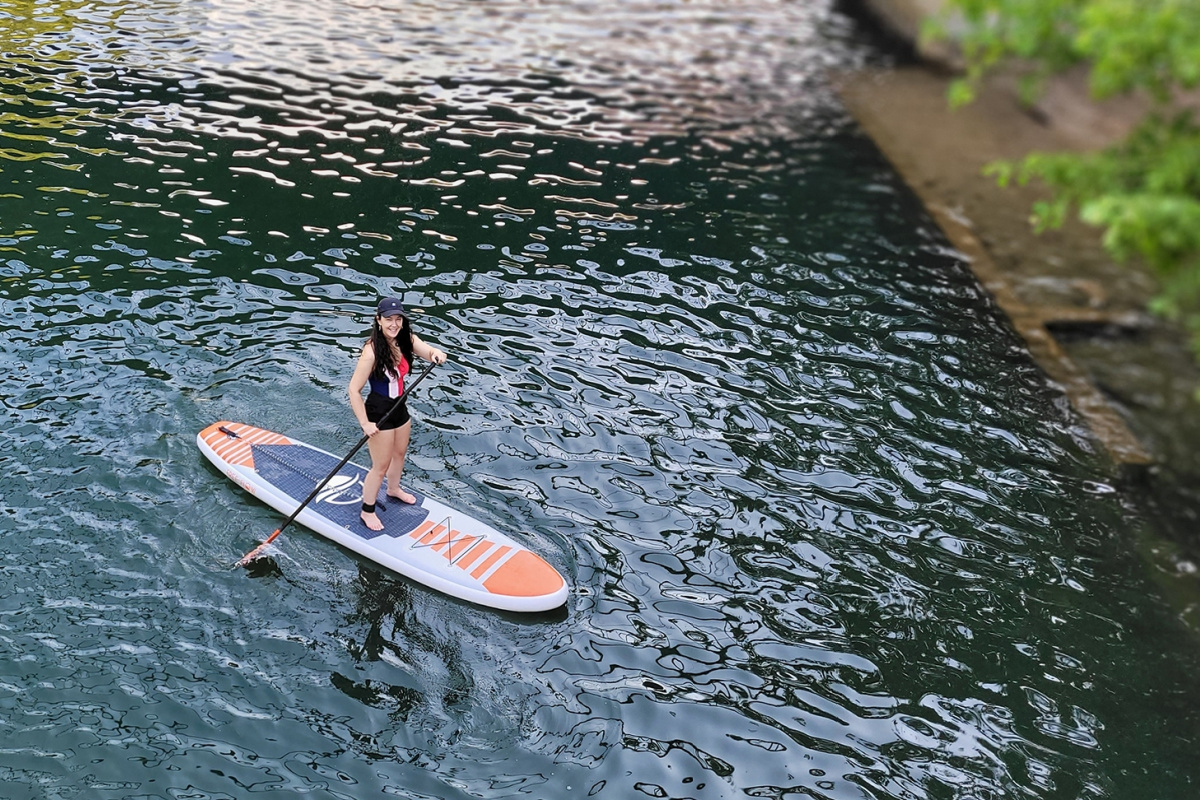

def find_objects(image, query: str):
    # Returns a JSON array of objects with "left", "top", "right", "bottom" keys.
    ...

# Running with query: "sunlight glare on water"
[{"left": 0, "top": 1, "right": 1198, "bottom": 799}]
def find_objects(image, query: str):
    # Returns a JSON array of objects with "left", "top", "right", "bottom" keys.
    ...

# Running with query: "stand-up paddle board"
[{"left": 197, "top": 421, "right": 568, "bottom": 612}]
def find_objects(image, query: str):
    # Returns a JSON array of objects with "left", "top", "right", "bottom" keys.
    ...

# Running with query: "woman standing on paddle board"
[{"left": 348, "top": 297, "right": 447, "bottom": 531}]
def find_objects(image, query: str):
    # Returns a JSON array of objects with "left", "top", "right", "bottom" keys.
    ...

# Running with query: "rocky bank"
[
  {"left": 837, "top": 0, "right": 1200, "bottom": 468},
  {"left": 836, "top": 0, "right": 1200, "bottom": 584}
]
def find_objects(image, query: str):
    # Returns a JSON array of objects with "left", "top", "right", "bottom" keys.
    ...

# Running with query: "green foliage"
[{"left": 935, "top": 0, "right": 1200, "bottom": 359}]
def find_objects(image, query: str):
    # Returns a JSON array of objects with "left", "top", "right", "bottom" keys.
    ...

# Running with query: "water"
[{"left": 1, "top": 1, "right": 1198, "bottom": 798}]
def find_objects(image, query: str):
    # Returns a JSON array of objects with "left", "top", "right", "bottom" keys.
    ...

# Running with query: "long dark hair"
[{"left": 369, "top": 314, "right": 414, "bottom": 380}]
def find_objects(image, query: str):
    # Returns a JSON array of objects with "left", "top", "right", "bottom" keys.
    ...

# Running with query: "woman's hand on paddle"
[
  {"left": 362, "top": 421, "right": 379, "bottom": 437},
  {"left": 412, "top": 335, "right": 446, "bottom": 365}
]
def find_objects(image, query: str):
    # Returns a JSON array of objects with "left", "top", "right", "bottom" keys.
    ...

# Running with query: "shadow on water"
[{"left": 242, "top": 554, "right": 286, "bottom": 579}]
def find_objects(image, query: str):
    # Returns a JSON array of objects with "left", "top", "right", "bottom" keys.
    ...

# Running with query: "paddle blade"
[{"left": 236, "top": 528, "right": 282, "bottom": 568}]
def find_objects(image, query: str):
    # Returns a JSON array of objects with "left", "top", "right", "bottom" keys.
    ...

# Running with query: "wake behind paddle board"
[{"left": 197, "top": 421, "right": 568, "bottom": 612}]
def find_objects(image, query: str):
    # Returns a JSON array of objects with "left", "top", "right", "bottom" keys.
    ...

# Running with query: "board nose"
[{"left": 483, "top": 550, "right": 567, "bottom": 598}]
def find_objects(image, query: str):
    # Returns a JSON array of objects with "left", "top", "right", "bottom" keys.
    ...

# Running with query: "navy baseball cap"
[{"left": 376, "top": 297, "right": 405, "bottom": 318}]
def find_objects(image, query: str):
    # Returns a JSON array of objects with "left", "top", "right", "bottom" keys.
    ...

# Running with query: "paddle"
[{"left": 235, "top": 359, "right": 438, "bottom": 567}]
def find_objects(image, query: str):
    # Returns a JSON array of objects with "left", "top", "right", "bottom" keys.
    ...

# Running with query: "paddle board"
[{"left": 197, "top": 421, "right": 568, "bottom": 612}]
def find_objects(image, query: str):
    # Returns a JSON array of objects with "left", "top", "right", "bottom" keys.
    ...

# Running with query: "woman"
[{"left": 348, "top": 297, "right": 447, "bottom": 531}]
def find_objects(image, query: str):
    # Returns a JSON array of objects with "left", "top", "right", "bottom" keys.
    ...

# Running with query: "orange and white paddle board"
[{"left": 198, "top": 421, "right": 568, "bottom": 612}]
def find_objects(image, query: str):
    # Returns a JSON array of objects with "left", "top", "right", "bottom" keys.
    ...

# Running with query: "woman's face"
[{"left": 378, "top": 313, "right": 404, "bottom": 338}]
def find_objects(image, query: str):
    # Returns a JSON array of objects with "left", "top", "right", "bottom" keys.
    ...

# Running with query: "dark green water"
[{"left": 1, "top": 2, "right": 1198, "bottom": 798}]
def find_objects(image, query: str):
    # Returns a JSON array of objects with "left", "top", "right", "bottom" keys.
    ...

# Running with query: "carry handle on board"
[{"left": 234, "top": 359, "right": 438, "bottom": 567}]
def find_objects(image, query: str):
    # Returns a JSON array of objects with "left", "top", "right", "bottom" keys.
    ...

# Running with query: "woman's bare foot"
[
  {"left": 386, "top": 489, "right": 417, "bottom": 505},
  {"left": 361, "top": 511, "right": 384, "bottom": 531}
]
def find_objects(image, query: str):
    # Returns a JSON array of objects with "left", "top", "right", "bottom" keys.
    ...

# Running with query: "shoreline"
[{"left": 833, "top": 0, "right": 1178, "bottom": 473}]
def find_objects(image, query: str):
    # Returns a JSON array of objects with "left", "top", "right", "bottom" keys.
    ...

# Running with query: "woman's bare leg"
[
  {"left": 360, "top": 428, "right": 396, "bottom": 530},
  {"left": 384, "top": 420, "right": 416, "bottom": 503}
]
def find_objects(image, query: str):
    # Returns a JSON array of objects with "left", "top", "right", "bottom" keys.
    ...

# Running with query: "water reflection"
[{"left": 1, "top": 1, "right": 1199, "bottom": 799}]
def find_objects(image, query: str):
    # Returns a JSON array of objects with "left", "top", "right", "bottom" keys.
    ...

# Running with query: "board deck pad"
[
  {"left": 197, "top": 421, "right": 568, "bottom": 612},
  {"left": 249, "top": 441, "right": 429, "bottom": 541}
]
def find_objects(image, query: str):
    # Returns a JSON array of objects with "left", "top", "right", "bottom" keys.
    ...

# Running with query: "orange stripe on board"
[
  {"left": 236, "top": 428, "right": 285, "bottom": 449},
  {"left": 455, "top": 541, "right": 493, "bottom": 571},
  {"left": 483, "top": 550, "right": 566, "bottom": 598},
  {"left": 200, "top": 422, "right": 292, "bottom": 469},
  {"left": 202, "top": 433, "right": 230, "bottom": 453},
  {"left": 470, "top": 545, "right": 512, "bottom": 580},
  {"left": 435, "top": 532, "right": 475, "bottom": 555},
  {"left": 408, "top": 520, "right": 436, "bottom": 540},
  {"left": 201, "top": 424, "right": 238, "bottom": 450},
  {"left": 212, "top": 438, "right": 248, "bottom": 458},
  {"left": 215, "top": 440, "right": 254, "bottom": 467},
  {"left": 427, "top": 530, "right": 458, "bottom": 551},
  {"left": 441, "top": 535, "right": 481, "bottom": 561},
  {"left": 203, "top": 426, "right": 253, "bottom": 467},
  {"left": 418, "top": 524, "right": 447, "bottom": 545}
]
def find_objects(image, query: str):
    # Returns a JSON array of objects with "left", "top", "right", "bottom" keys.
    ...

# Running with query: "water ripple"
[{"left": 1, "top": 1, "right": 1198, "bottom": 799}]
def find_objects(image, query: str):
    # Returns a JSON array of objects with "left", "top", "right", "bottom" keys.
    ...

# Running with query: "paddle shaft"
[{"left": 236, "top": 359, "right": 437, "bottom": 566}]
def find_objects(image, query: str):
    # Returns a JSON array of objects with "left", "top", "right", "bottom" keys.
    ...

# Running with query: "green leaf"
[{"left": 944, "top": 0, "right": 1200, "bottom": 357}]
